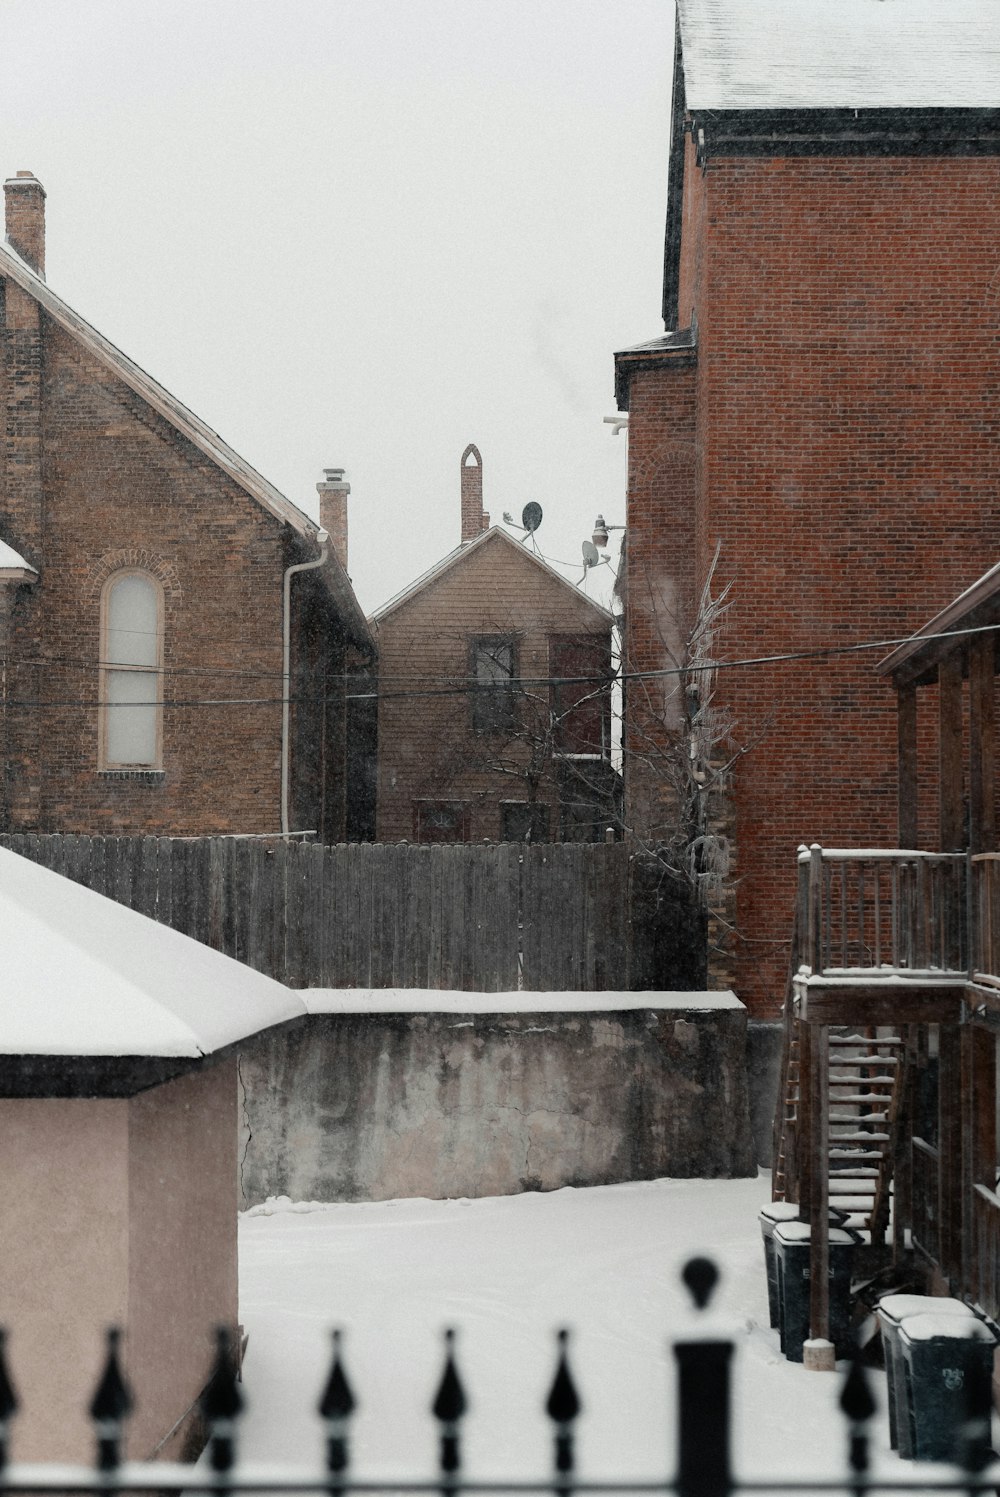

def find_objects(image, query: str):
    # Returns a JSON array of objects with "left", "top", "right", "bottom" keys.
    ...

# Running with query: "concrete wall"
[
  {"left": 0, "top": 1061, "right": 237, "bottom": 1462},
  {"left": 238, "top": 997, "right": 757, "bottom": 1206}
]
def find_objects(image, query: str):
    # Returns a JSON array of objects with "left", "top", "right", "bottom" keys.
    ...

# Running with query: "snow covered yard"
[{"left": 237, "top": 1173, "right": 893, "bottom": 1481}]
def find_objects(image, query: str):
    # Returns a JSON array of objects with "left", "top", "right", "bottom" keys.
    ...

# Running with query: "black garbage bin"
[
  {"left": 773, "top": 1219, "right": 861, "bottom": 1363},
  {"left": 759, "top": 1202, "right": 801, "bottom": 1328},
  {"left": 876, "top": 1295, "right": 978, "bottom": 1456},
  {"left": 760, "top": 1203, "right": 850, "bottom": 1330},
  {"left": 898, "top": 1313, "right": 997, "bottom": 1462}
]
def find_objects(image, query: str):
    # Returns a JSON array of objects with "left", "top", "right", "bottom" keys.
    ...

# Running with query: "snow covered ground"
[{"left": 237, "top": 1173, "right": 895, "bottom": 1481}]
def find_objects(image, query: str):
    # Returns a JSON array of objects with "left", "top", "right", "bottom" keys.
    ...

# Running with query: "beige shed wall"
[
  {"left": 0, "top": 1098, "right": 129, "bottom": 1462},
  {"left": 0, "top": 1059, "right": 238, "bottom": 1463},
  {"left": 126, "top": 1058, "right": 239, "bottom": 1459}
]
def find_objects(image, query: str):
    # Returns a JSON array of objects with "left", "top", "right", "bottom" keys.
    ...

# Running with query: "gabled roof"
[
  {"left": 0, "top": 846, "right": 305, "bottom": 1062},
  {"left": 677, "top": 0, "right": 1000, "bottom": 111},
  {"left": 878, "top": 560, "right": 1000, "bottom": 686},
  {"left": 0, "top": 235, "right": 373, "bottom": 647},
  {"left": 0, "top": 537, "right": 37, "bottom": 585},
  {"left": 370, "top": 525, "right": 615, "bottom": 627},
  {"left": 0, "top": 236, "right": 318, "bottom": 537}
]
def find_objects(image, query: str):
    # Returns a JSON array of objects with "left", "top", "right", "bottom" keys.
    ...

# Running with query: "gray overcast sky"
[{"left": 0, "top": 0, "right": 674, "bottom": 615}]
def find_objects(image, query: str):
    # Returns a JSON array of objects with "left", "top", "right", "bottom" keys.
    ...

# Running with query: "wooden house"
[{"left": 773, "top": 560, "right": 1000, "bottom": 1360}]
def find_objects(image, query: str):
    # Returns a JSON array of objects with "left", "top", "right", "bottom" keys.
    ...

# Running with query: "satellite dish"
[
  {"left": 582, "top": 540, "right": 599, "bottom": 568},
  {"left": 522, "top": 502, "right": 543, "bottom": 533}
]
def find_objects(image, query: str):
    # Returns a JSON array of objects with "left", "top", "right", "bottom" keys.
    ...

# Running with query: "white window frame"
[{"left": 98, "top": 569, "right": 165, "bottom": 770}]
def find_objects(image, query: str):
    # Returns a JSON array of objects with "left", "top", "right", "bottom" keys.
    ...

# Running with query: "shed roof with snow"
[{"left": 0, "top": 848, "right": 306, "bottom": 1094}]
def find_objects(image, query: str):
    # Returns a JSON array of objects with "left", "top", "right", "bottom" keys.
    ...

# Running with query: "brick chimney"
[
  {"left": 460, "top": 443, "right": 488, "bottom": 542},
  {"left": 4, "top": 171, "right": 45, "bottom": 278},
  {"left": 316, "top": 468, "right": 350, "bottom": 572}
]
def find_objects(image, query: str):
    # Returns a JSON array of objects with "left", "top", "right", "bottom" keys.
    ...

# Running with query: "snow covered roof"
[
  {"left": 0, "top": 848, "right": 305, "bottom": 1062},
  {"left": 370, "top": 525, "right": 615, "bottom": 627},
  {"left": 0, "top": 537, "right": 37, "bottom": 583},
  {"left": 677, "top": 0, "right": 1000, "bottom": 111},
  {"left": 304, "top": 988, "right": 743, "bottom": 1014},
  {"left": 0, "top": 235, "right": 371, "bottom": 647}
]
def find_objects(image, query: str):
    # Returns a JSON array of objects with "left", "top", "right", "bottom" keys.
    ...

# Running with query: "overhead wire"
[{"left": 1, "top": 619, "right": 996, "bottom": 710}]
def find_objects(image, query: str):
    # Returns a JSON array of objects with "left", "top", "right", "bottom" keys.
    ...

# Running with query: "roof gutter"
[{"left": 281, "top": 532, "right": 329, "bottom": 836}]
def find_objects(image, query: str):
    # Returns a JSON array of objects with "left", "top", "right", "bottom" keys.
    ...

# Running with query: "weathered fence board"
[{"left": 0, "top": 834, "right": 700, "bottom": 992}]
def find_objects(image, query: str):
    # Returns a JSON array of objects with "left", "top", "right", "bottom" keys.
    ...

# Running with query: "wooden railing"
[
  {"left": 911, "top": 1136, "right": 941, "bottom": 1270},
  {"left": 971, "top": 1183, "right": 1000, "bottom": 1320},
  {"left": 972, "top": 853, "right": 1000, "bottom": 985},
  {"left": 797, "top": 845, "right": 968, "bottom": 977}
]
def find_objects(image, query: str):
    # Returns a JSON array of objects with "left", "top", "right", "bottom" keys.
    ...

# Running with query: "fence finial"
[
  {"left": 681, "top": 1256, "right": 718, "bottom": 1311},
  {"left": 433, "top": 1329, "right": 467, "bottom": 1487},
  {"left": 200, "top": 1326, "right": 243, "bottom": 1474},
  {"left": 0, "top": 1329, "right": 18, "bottom": 1471},
  {"left": 319, "top": 1329, "right": 356, "bottom": 1480},
  {"left": 89, "top": 1328, "right": 132, "bottom": 1473},
  {"left": 547, "top": 1329, "right": 581, "bottom": 1488}
]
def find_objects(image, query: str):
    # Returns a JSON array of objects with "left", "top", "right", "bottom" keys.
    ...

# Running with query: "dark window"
[
  {"left": 549, "top": 634, "right": 611, "bottom": 757},
  {"left": 560, "top": 799, "right": 611, "bottom": 843},
  {"left": 500, "top": 801, "right": 550, "bottom": 843},
  {"left": 471, "top": 636, "right": 516, "bottom": 733},
  {"left": 413, "top": 800, "right": 471, "bottom": 843}
]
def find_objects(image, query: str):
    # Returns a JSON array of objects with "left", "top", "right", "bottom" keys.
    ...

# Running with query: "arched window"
[{"left": 99, "top": 571, "right": 163, "bottom": 768}]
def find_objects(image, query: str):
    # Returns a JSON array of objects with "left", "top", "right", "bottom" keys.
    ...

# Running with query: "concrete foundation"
[{"left": 238, "top": 995, "right": 757, "bottom": 1206}]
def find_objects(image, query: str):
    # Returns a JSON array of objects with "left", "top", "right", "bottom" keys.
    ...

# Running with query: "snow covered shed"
[{"left": 0, "top": 847, "right": 305, "bottom": 1463}]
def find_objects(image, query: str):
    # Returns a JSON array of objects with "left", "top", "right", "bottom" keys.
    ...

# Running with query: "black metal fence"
[{"left": 2, "top": 1259, "right": 998, "bottom": 1497}]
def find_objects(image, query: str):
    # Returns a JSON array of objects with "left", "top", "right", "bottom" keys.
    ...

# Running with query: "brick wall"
[
  {"left": 622, "top": 151, "right": 1000, "bottom": 1016},
  {"left": 0, "top": 296, "right": 353, "bottom": 837},
  {"left": 374, "top": 531, "right": 613, "bottom": 843}
]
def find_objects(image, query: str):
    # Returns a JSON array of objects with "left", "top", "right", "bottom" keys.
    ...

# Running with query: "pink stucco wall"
[
  {"left": 0, "top": 1058, "right": 238, "bottom": 1463},
  {"left": 0, "top": 1098, "right": 129, "bottom": 1461}
]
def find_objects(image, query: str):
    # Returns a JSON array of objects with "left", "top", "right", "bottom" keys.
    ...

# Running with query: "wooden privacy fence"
[{"left": 0, "top": 834, "right": 702, "bottom": 991}]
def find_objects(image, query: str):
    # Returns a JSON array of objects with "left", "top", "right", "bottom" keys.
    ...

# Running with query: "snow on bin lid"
[
  {"left": 900, "top": 1314, "right": 997, "bottom": 1343},
  {"left": 773, "top": 1221, "right": 857, "bottom": 1245},
  {"left": 878, "top": 1294, "right": 976, "bottom": 1322},
  {"left": 759, "top": 1201, "right": 802, "bottom": 1224},
  {"left": 678, "top": 0, "right": 1000, "bottom": 111},
  {"left": 0, "top": 847, "right": 305, "bottom": 1057}
]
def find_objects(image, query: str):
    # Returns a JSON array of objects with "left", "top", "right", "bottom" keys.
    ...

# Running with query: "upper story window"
[
  {"left": 100, "top": 570, "right": 164, "bottom": 768},
  {"left": 471, "top": 636, "right": 516, "bottom": 734},
  {"left": 549, "top": 634, "right": 611, "bottom": 758}
]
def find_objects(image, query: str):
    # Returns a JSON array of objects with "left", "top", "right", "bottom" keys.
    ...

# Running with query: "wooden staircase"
[{"left": 773, "top": 920, "right": 906, "bottom": 1241}]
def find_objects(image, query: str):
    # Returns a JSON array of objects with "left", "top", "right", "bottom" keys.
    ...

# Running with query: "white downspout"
[{"left": 281, "top": 529, "right": 329, "bottom": 836}]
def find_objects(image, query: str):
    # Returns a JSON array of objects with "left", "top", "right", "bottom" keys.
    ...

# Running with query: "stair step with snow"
[{"left": 828, "top": 1035, "right": 902, "bottom": 1047}]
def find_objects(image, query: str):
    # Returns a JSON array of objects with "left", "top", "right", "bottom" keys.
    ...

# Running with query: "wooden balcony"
[{"left": 792, "top": 844, "right": 968, "bottom": 1025}]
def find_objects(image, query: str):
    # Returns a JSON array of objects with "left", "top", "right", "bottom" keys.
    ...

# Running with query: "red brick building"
[
  {"left": 614, "top": 4, "right": 1000, "bottom": 1016},
  {"left": 0, "top": 172, "right": 373, "bottom": 840},
  {"left": 372, "top": 445, "right": 616, "bottom": 843}
]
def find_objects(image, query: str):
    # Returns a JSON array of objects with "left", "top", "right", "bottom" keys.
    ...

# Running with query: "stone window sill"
[{"left": 98, "top": 769, "right": 166, "bottom": 783}]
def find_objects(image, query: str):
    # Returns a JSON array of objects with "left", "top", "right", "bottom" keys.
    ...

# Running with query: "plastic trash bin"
[
  {"left": 759, "top": 1202, "right": 801, "bottom": 1328},
  {"left": 759, "top": 1203, "right": 850, "bottom": 1329},
  {"left": 773, "top": 1219, "right": 861, "bottom": 1363},
  {"left": 876, "top": 1295, "right": 978, "bottom": 1456},
  {"left": 898, "top": 1312, "right": 997, "bottom": 1463}
]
